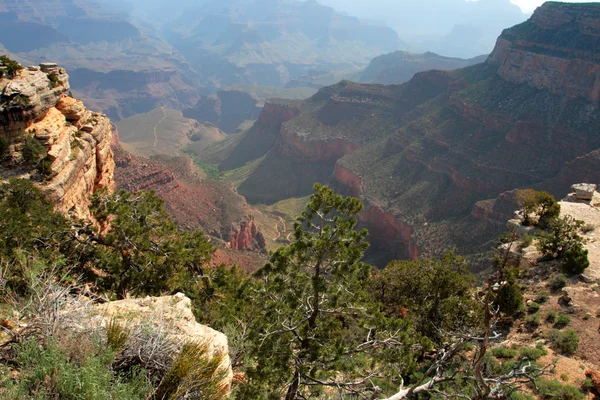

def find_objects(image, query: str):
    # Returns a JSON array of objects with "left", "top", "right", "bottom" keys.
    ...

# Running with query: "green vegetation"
[
  {"left": 491, "top": 346, "right": 518, "bottom": 359},
  {"left": 47, "top": 72, "right": 63, "bottom": 88},
  {"left": 537, "top": 216, "right": 589, "bottom": 275},
  {"left": 184, "top": 150, "right": 222, "bottom": 180},
  {"left": 537, "top": 379, "right": 585, "bottom": 400},
  {"left": 154, "top": 342, "right": 228, "bottom": 400},
  {"left": 21, "top": 136, "right": 47, "bottom": 166},
  {"left": 0, "top": 182, "right": 587, "bottom": 399},
  {"left": 518, "top": 189, "right": 561, "bottom": 227},
  {"left": 554, "top": 313, "right": 571, "bottom": 329},
  {"left": 1, "top": 336, "right": 152, "bottom": 399},
  {"left": 0, "top": 55, "right": 23, "bottom": 79},
  {"left": 546, "top": 311, "right": 558, "bottom": 323},
  {"left": 535, "top": 291, "right": 550, "bottom": 303},
  {"left": 519, "top": 345, "right": 547, "bottom": 361},
  {"left": 550, "top": 274, "right": 569, "bottom": 292},
  {"left": 548, "top": 329, "right": 580, "bottom": 355},
  {"left": 527, "top": 301, "right": 541, "bottom": 314}
]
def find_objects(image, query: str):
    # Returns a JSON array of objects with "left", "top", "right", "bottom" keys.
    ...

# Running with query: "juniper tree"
[{"left": 246, "top": 184, "right": 415, "bottom": 399}]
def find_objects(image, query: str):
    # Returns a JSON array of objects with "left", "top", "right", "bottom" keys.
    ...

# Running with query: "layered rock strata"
[{"left": 0, "top": 64, "right": 114, "bottom": 218}]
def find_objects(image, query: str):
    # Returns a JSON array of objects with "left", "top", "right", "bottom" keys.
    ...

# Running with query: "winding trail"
[{"left": 153, "top": 107, "right": 167, "bottom": 148}]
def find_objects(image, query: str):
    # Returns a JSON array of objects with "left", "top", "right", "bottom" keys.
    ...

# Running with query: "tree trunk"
[{"left": 285, "top": 368, "right": 300, "bottom": 400}]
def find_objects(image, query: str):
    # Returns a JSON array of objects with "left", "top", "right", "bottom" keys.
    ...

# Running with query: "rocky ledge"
[{"left": 0, "top": 63, "right": 114, "bottom": 218}]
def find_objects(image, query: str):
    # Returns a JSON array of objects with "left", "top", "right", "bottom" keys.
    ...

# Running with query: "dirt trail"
[{"left": 153, "top": 107, "right": 167, "bottom": 148}]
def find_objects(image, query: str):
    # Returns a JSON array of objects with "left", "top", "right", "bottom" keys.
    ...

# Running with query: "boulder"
[
  {"left": 86, "top": 293, "right": 232, "bottom": 392},
  {"left": 571, "top": 183, "right": 597, "bottom": 200}
]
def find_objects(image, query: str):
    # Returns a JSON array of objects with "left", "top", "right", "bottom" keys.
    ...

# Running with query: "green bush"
[
  {"left": 554, "top": 313, "right": 571, "bottom": 329},
  {"left": 2, "top": 337, "right": 151, "bottom": 399},
  {"left": 551, "top": 329, "right": 579, "bottom": 355},
  {"left": 518, "top": 189, "right": 560, "bottom": 227},
  {"left": 525, "top": 312, "right": 541, "bottom": 329},
  {"left": 546, "top": 311, "right": 557, "bottom": 323},
  {"left": 537, "top": 379, "right": 585, "bottom": 400},
  {"left": 522, "top": 233, "right": 534, "bottom": 248},
  {"left": 0, "top": 55, "right": 23, "bottom": 78},
  {"left": 21, "top": 136, "right": 47, "bottom": 166},
  {"left": 535, "top": 291, "right": 550, "bottom": 304},
  {"left": 510, "top": 392, "right": 535, "bottom": 400},
  {"left": 519, "top": 345, "right": 547, "bottom": 361},
  {"left": 154, "top": 341, "right": 228, "bottom": 400},
  {"left": 47, "top": 72, "right": 63, "bottom": 88},
  {"left": 496, "top": 283, "right": 524, "bottom": 316},
  {"left": 527, "top": 301, "right": 541, "bottom": 314},
  {"left": 491, "top": 346, "right": 518, "bottom": 359},
  {"left": 549, "top": 274, "right": 568, "bottom": 292},
  {"left": 562, "top": 244, "right": 589, "bottom": 276},
  {"left": 537, "top": 216, "right": 585, "bottom": 260}
]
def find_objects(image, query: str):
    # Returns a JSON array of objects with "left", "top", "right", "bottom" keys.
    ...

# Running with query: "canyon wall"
[{"left": 0, "top": 64, "right": 114, "bottom": 218}]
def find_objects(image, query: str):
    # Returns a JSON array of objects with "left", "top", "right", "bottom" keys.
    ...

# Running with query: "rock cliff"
[
  {"left": 0, "top": 63, "right": 114, "bottom": 218},
  {"left": 228, "top": 217, "right": 266, "bottom": 252},
  {"left": 488, "top": 2, "right": 600, "bottom": 102}
]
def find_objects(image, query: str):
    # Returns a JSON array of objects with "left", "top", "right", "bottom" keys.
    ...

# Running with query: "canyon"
[{"left": 206, "top": 2, "right": 600, "bottom": 265}]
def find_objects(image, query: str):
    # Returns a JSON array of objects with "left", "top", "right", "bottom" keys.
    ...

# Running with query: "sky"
[{"left": 511, "top": 0, "right": 600, "bottom": 13}]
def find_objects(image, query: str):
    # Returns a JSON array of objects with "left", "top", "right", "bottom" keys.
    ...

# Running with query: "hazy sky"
[{"left": 511, "top": 0, "right": 600, "bottom": 13}]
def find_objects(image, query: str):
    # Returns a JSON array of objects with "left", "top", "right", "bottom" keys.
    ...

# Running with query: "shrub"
[
  {"left": 522, "top": 233, "right": 534, "bottom": 248},
  {"left": 549, "top": 274, "right": 568, "bottom": 292},
  {"left": 519, "top": 345, "right": 547, "bottom": 361},
  {"left": 154, "top": 341, "right": 228, "bottom": 400},
  {"left": 106, "top": 317, "right": 129, "bottom": 352},
  {"left": 496, "top": 283, "right": 524, "bottom": 316},
  {"left": 537, "top": 216, "right": 585, "bottom": 260},
  {"left": 0, "top": 55, "right": 23, "bottom": 78},
  {"left": 47, "top": 72, "right": 63, "bottom": 88},
  {"left": 527, "top": 301, "right": 541, "bottom": 314},
  {"left": 562, "top": 244, "right": 589, "bottom": 276},
  {"left": 518, "top": 189, "right": 560, "bottom": 227},
  {"left": 537, "top": 379, "right": 585, "bottom": 400},
  {"left": 21, "top": 136, "right": 47, "bottom": 166},
  {"left": 525, "top": 312, "right": 541, "bottom": 329},
  {"left": 3, "top": 337, "right": 151, "bottom": 399},
  {"left": 552, "top": 329, "right": 579, "bottom": 355},
  {"left": 546, "top": 311, "right": 557, "bottom": 323},
  {"left": 510, "top": 392, "right": 535, "bottom": 400},
  {"left": 491, "top": 346, "right": 518, "bottom": 359},
  {"left": 535, "top": 291, "right": 550, "bottom": 304},
  {"left": 554, "top": 313, "right": 571, "bottom": 329}
]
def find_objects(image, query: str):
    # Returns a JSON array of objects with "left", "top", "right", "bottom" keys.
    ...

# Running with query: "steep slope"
[
  {"left": 216, "top": 2, "right": 600, "bottom": 265},
  {"left": 0, "top": 62, "right": 114, "bottom": 218},
  {"left": 360, "top": 51, "right": 487, "bottom": 84}
]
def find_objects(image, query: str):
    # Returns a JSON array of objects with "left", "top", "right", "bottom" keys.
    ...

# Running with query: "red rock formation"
[
  {"left": 228, "top": 217, "right": 266, "bottom": 252},
  {"left": 360, "top": 205, "right": 420, "bottom": 261},
  {"left": 331, "top": 164, "right": 362, "bottom": 197}
]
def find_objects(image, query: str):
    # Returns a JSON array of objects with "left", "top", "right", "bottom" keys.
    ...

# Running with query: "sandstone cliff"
[{"left": 0, "top": 63, "right": 114, "bottom": 218}]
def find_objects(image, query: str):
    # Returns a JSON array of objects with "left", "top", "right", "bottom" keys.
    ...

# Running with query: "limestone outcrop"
[
  {"left": 80, "top": 293, "right": 233, "bottom": 393},
  {"left": 0, "top": 63, "right": 115, "bottom": 218}
]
